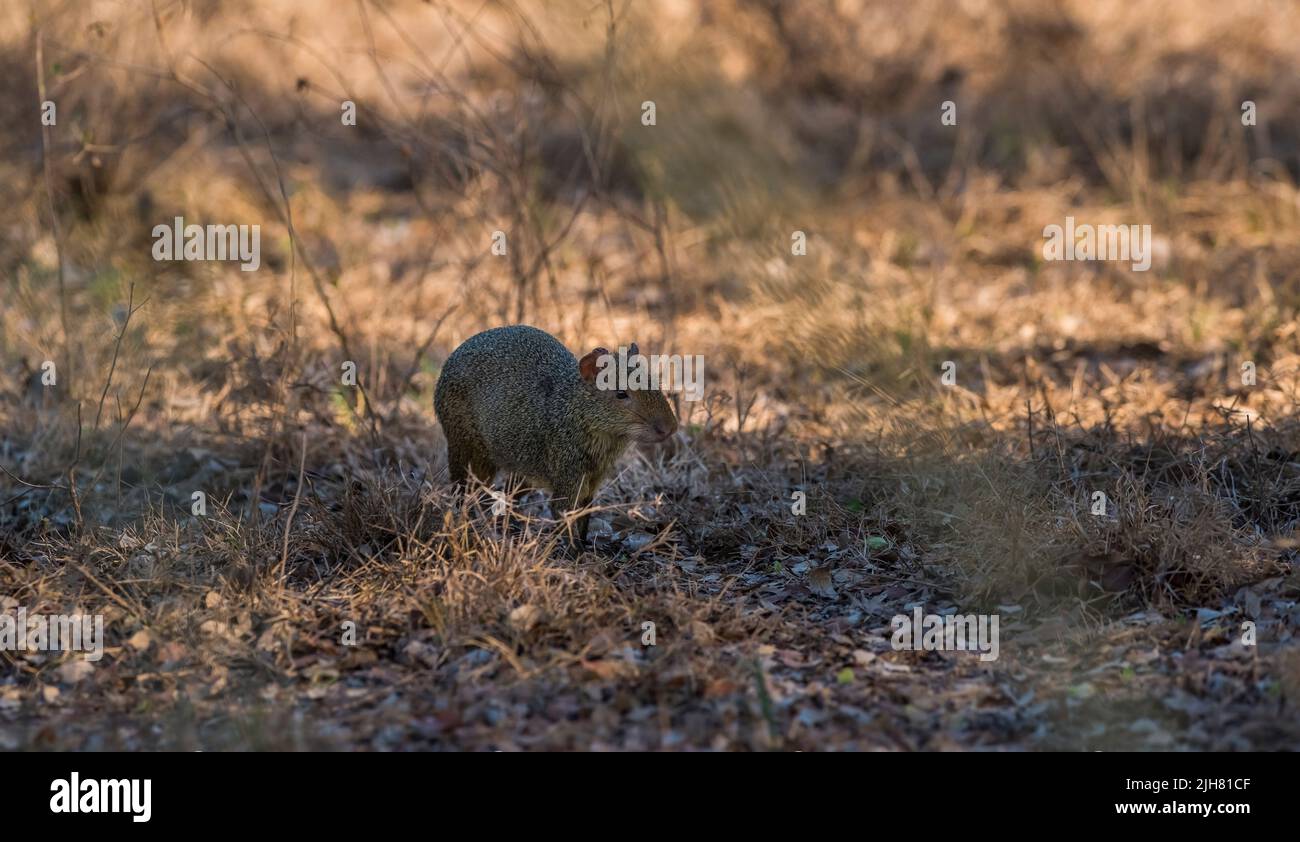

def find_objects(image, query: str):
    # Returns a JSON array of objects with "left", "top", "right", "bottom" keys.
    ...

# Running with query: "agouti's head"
[{"left": 578, "top": 343, "right": 679, "bottom": 444}]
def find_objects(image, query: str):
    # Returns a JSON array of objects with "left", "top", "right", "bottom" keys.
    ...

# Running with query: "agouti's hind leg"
[
  {"left": 446, "top": 441, "right": 470, "bottom": 487},
  {"left": 446, "top": 435, "right": 496, "bottom": 489},
  {"left": 469, "top": 453, "right": 498, "bottom": 486}
]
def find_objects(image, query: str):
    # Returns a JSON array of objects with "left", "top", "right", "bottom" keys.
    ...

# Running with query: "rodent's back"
[{"left": 434, "top": 325, "right": 579, "bottom": 474}]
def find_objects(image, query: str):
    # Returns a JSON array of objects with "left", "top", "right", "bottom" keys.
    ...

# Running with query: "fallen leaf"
[
  {"left": 808, "top": 567, "right": 837, "bottom": 598},
  {"left": 622, "top": 532, "right": 655, "bottom": 551},
  {"left": 256, "top": 627, "right": 278, "bottom": 652},
  {"left": 776, "top": 648, "right": 805, "bottom": 668},
  {"left": 690, "top": 620, "right": 715, "bottom": 643},
  {"left": 1240, "top": 588, "right": 1262, "bottom": 619},
  {"left": 508, "top": 604, "right": 544, "bottom": 633},
  {"left": 58, "top": 659, "right": 95, "bottom": 684},
  {"left": 581, "top": 659, "right": 637, "bottom": 680},
  {"left": 158, "top": 641, "right": 187, "bottom": 663},
  {"left": 126, "top": 629, "right": 153, "bottom": 652},
  {"left": 703, "top": 678, "right": 739, "bottom": 698},
  {"left": 199, "top": 619, "right": 229, "bottom": 637}
]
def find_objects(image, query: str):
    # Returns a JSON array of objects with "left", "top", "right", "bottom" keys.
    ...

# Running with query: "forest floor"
[{"left": 4, "top": 0, "right": 1300, "bottom": 750}]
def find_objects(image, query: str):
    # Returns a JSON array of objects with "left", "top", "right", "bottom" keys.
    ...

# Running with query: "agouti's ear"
[
  {"left": 579, "top": 347, "right": 609, "bottom": 382},
  {"left": 628, "top": 342, "right": 639, "bottom": 357}
]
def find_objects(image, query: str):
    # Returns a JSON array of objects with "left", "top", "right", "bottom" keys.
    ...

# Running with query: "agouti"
[{"left": 434, "top": 325, "right": 678, "bottom": 543}]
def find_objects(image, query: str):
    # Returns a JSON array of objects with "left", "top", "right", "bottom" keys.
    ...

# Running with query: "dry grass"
[{"left": 2, "top": 0, "right": 1300, "bottom": 750}]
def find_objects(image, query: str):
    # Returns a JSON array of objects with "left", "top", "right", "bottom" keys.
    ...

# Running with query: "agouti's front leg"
[
  {"left": 573, "top": 486, "right": 598, "bottom": 547},
  {"left": 552, "top": 479, "right": 594, "bottom": 548},
  {"left": 573, "top": 509, "right": 591, "bottom": 545}
]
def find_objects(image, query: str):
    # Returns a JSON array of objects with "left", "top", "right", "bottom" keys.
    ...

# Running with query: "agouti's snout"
[
  {"left": 434, "top": 325, "right": 678, "bottom": 544},
  {"left": 645, "top": 419, "right": 677, "bottom": 442}
]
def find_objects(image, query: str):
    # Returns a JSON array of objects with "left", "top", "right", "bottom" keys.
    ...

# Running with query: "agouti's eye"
[{"left": 616, "top": 390, "right": 629, "bottom": 400}]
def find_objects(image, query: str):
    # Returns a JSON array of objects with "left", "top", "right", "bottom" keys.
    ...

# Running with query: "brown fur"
[{"left": 434, "top": 325, "right": 678, "bottom": 542}]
